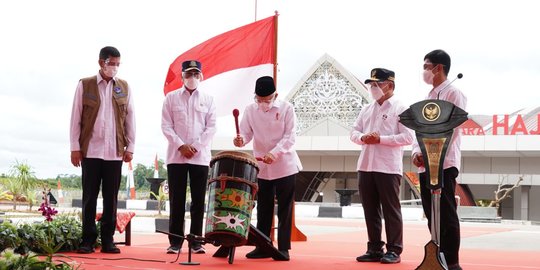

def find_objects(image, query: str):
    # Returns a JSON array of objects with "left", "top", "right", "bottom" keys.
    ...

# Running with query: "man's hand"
[
  {"left": 71, "top": 151, "right": 82, "bottom": 167},
  {"left": 179, "top": 144, "right": 197, "bottom": 159},
  {"left": 361, "top": 132, "right": 380, "bottom": 144},
  {"left": 412, "top": 152, "right": 424, "bottom": 167},
  {"left": 262, "top": 153, "right": 276, "bottom": 164},
  {"left": 233, "top": 135, "right": 244, "bottom": 147},
  {"left": 123, "top": 151, "right": 133, "bottom": 163}
]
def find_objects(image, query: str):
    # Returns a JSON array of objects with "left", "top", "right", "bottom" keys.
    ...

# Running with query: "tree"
[
  {"left": 133, "top": 163, "right": 152, "bottom": 191},
  {"left": 0, "top": 178, "right": 14, "bottom": 201},
  {"left": 4, "top": 178, "right": 23, "bottom": 210},
  {"left": 489, "top": 175, "right": 524, "bottom": 216},
  {"left": 55, "top": 174, "right": 82, "bottom": 189},
  {"left": 132, "top": 159, "right": 168, "bottom": 191},
  {"left": 156, "top": 159, "right": 167, "bottom": 179},
  {"left": 9, "top": 160, "right": 37, "bottom": 195},
  {"left": 7, "top": 160, "right": 38, "bottom": 210}
]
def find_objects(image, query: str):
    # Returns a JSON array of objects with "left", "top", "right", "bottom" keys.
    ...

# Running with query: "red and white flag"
[
  {"left": 153, "top": 154, "right": 159, "bottom": 178},
  {"left": 164, "top": 15, "right": 278, "bottom": 116},
  {"left": 57, "top": 179, "right": 64, "bottom": 204},
  {"left": 127, "top": 161, "right": 136, "bottom": 199}
]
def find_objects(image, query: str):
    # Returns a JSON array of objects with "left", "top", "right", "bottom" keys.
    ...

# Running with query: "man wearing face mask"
[
  {"left": 70, "top": 46, "right": 136, "bottom": 254},
  {"left": 350, "top": 68, "right": 414, "bottom": 264},
  {"left": 233, "top": 76, "right": 302, "bottom": 261},
  {"left": 161, "top": 60, "right": 216, "bottom": 255},
  {"left": 412, "top": 50, "right": 467, "bottom": 270}
]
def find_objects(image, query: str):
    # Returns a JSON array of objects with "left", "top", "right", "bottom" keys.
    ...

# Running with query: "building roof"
[{"left": 286, "top": 54, "right": 371, "bottom": 136}]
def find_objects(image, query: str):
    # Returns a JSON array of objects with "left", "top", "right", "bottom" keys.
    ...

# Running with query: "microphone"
[
  {"left": 232, "top": 109, "right": 240, "bottom": 135},
  {"left": 437, "top": 73, "right": 463, "bottom": 99}
]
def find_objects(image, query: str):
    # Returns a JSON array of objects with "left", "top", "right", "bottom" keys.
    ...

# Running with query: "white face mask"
[
  {"left": 184, "top": 77, "right": 200, "bottom": 90},
  {"left": 257, "top": 101, "right": 274, "bottom": 112},
  {"left": 370, "top": 85, "right": 384, "bottom": 101},
  {"left": 423, "top": 69, "right": 434, "bottom": 85},
  {"left": 103, "top": 65, "right": 118, "bottom": 78}
]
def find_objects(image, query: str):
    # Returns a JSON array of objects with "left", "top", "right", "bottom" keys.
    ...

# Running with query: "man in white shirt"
[
  {"left": 350, "top": 68, "right": 414, "bottom": 264},
  {"left": 233, "top": 76, "right": 302, "bottom": 261},
  {"left": 412, "top": 50, "right": 467, "bottom": 270},
  {"left": 161, "top": 60, "right": 216, "bottom": 254},
  {"left": 70, "top": 46, "right": 136, "bottom": 254}
]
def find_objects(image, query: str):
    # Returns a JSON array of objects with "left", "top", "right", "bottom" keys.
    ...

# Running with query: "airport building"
[{"left": 212, "top": 54, "right": 540, "bottom": 222}]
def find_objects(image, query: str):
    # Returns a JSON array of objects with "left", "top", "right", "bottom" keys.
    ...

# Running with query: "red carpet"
[{"left": 58, "top": 218, "right": 540, "bottom": 270}]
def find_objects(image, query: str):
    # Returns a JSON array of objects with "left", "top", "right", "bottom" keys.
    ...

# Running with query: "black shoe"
[
  {"left": 245, "top": 248, "right": 272, "bottom": 259},
  {"left": 101, "top": 243, "right": 121, "bottom": 254},
  {"left": 77, "top": 243, "right": 95, "bottom": 254},
  {"left": 167, "top": 245, "right": 181, "bottom": 254},
  {"left": 380, "top": 251, "right": 401, "bottom": 264},
  {"left": 191, "top": 243, "right": 206, "bottom": 254},
  {"left": 356, "top": 251, "right": 384, "bottom": 262},
  {"left": 275, "top": 250, "right": 290, "bottom": 261}
]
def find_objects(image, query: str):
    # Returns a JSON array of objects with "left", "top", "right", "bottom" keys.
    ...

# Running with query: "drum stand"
[{"left": 213, "top": 224, "right": 287, "bottom": 264}]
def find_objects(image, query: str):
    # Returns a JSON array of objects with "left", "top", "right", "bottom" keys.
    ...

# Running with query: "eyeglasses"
[
  {"left": 105, "top": 59, "right": 121, "bottom": 67},
  {"left": 183, "top": 72, "right": 201, "bottom": 79}
]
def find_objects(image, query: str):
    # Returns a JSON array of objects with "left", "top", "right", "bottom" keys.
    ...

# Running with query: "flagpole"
[
  {"left": 254, "top": 0, "right": 258, "bottom": 21},
  {"left": 273, "top": 11, "right": 279, "bottom": 85}
]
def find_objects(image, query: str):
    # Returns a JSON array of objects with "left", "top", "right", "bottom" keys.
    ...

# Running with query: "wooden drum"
[{"left": 205, "top": 151, "right": 259, "bottom": 247}]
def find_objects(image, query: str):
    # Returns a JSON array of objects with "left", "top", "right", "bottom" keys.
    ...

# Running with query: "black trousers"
[
  {"left": 167, "top": 163, "right": 208, "bottom": 246},
  {"left": 358, "top": 171, "right": 403, "bottom": 254},
  {"left": 419, "top": 167, "right": 461, "bottom": 266},
  {"left": 256, "top": 174, "right": 296, "bottom": 251},
  {"left": 81, "top": 158, "right": 122, "bottom": 245}
]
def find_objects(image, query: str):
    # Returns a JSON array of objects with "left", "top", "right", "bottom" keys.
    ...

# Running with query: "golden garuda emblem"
[{"left": 422, "top": 102, "right": 440, "bottom": 121}]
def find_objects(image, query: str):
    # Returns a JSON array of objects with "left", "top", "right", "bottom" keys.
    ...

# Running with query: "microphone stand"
[
  {"left": 183, "top": 234, "right": 199, "bottom": 266},
  {"left": 156, "top": 230, "right": 214, "bottom": 266},
  {"left": 436, "top": 73, "right": 463, "bottom": 99}
]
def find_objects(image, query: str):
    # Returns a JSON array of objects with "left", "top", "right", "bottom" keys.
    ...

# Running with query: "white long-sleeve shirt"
[
  {"left": 161, "top": 86, "right": 217, "bottom": 166},
  {"left": 412, "top": 79, "right": 468, "bottom": 173},
  {"left": 350, "top": 96, "right": 414, "bottom": 174},
  {"left": 69, "top": 72, "right": 136, "bottom": 161},
  {"left": 239, "top": 99, "right": 302, "bottom": 180}
]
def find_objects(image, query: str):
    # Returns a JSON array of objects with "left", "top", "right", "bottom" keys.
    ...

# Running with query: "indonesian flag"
[
  {"left": 127, "top": 161, "right": 136, "bottom": 199},
  {"left": 153, "top": 154, "right": 159, "bottom": 178},
  {"left": 57, "top": 179, "right": 64, "bottom": 203},
  {"left": 164, "top": 15, "right": 277, "bottom": 116}
]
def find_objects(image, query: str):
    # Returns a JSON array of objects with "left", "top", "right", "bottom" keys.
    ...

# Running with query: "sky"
[{"left": 1, "top": 0, "right": 540, "bottom": 179}]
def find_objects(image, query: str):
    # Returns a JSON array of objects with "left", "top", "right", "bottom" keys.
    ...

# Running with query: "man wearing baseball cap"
[
  {"left": 351, "top": 68, "right": 414, "bottom": 264},
  {"left": 161, "top": 60, "right": 216, "bottom": 255}
]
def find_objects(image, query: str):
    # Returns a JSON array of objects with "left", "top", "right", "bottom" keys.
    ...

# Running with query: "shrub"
[
  {"left": 0, "top": 214, "right": 82, "bottom": 254},
  {"left": 0, "top": 249, "right": 81, "bottom": 270},
  {"left": 0, "top": 222, "right": 22, "bottom": 253}
]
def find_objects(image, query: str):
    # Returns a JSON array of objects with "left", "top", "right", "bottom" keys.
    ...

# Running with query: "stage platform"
[{"left": 57, "top": 217, "right": 540, "bottom": 270}]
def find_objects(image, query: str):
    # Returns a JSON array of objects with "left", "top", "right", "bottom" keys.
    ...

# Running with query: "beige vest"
[{"left": 79, "top": 75, "right": 129, "bottom": 157}]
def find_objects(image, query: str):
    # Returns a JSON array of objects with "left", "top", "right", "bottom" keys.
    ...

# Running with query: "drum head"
[{"left": 211, "top": 151, "right": 259, "bottom": 170}]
